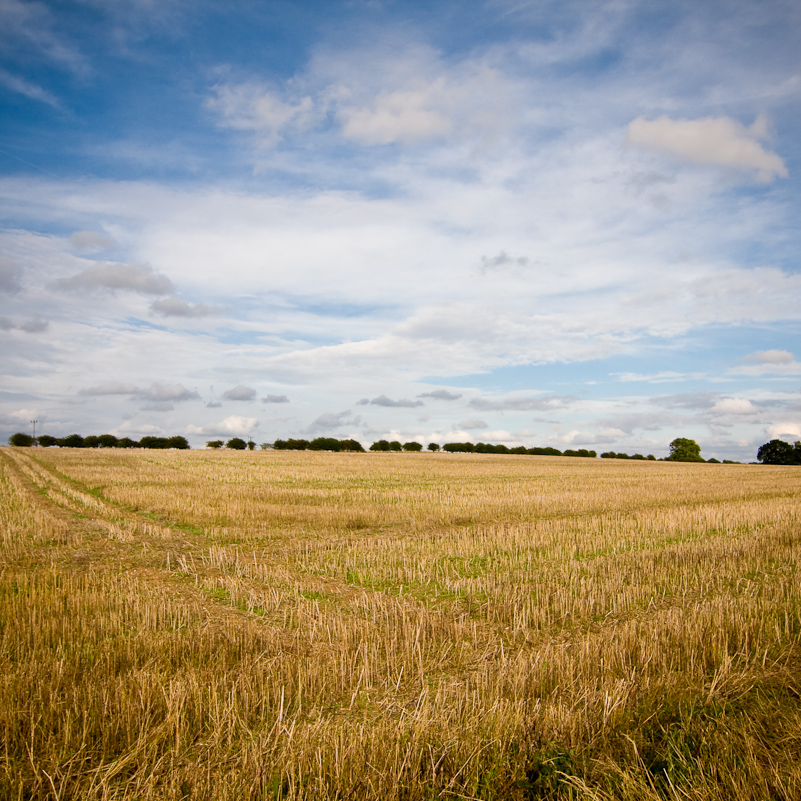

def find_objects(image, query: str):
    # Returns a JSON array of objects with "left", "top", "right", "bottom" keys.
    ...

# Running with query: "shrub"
[{"left": 8, "top": 432, "right": 34, "bottom": 447}]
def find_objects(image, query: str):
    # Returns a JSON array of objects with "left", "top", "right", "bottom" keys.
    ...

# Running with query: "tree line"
[
  {"left": 12, "top": 430, "right": 797, "bottom": 464},
  {"left": 8, "top": 432, "right": 190, "bottom": 449}
]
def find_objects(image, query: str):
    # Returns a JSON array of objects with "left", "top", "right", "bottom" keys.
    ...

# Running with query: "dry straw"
[{"left": 1, "top": 447, "right": 800, "bottom": 799}]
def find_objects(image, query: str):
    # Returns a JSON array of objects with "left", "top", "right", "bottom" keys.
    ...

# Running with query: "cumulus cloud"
[
  {"left": 262, "top": 394, "right": 289, "bottom": 403},
  {"left": 55, "top": 262, "right": 174, "bottom": 295},
  {"left": 222, "top": 384, "right": 257, "bottom": 401},
  {"left": 711, "top": 398, "right": 758, "bottom": 415},
  {"left": 457, "top": 418, "right": 488, "bottom": 430},
  {"left": 79, "top": 381, "right": 139, "bottom": 396},
  {"left": 150, "top": 297, "right": 227, "bottom": 317},
  {"left": 140, "top": 383, "right": 199, "bottom": 402},
  {"left": 418, "top": 389, "right": 462, "bottom": 401},
  {"left": 358, "top": 394, "right": 424, "bottom": 408},
  {"left": 69, "top": 231, "right": 117, "bottom": 252},
  {"left": 627, "top": 115, "right": 788, "bottom": 181},
  {"left": 745, "top": 349, "right": 794, "bottom": 364},
  {"left": 306, "top": 410, "right": 360, "bottom": 434},
  {"left": 0, "top": 258, "right": 22, "bottom": 293},
  {"left": 187, "top": 415, "right": 259, "bottom": 437},
  {"left": 469, "top": 395, "right": 574, "bottom": 412},
  {"left": 728, "top": 350, "right": 801, "bottom": 377}
]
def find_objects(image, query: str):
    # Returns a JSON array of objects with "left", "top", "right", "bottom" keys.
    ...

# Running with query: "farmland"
[{"left": 1, "top": 447, "right": 800, "bottom": 800}]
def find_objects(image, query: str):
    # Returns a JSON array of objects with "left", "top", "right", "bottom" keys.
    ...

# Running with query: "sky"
[{"left": 1, "top": 0, "right": 800, "bottom": 460}]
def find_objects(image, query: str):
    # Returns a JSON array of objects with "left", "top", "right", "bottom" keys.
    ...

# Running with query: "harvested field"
[{"left": 1, "top": 447, "right": 800, "bottom": 800}]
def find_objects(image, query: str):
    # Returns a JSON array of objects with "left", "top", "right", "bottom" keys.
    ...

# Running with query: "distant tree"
[
  {"left": 9, "top": 432, "right": 34, "bottom": 446},
  {"left": 140, "top": 436, "right": 169, "bottom": 449},
  {"left": 247, "top": 439, "right": 255, "bottom": 451},
  {"left": 116, "top": 437, "right": 139, "bottom": 448},
  {"left": 58, "top": 434, "right": 85, "bottom": 448},
  {"left": 207, "top": 440, "right": 224, "bottom": 449},
  {"left": 84, "top": 435, "right": 100, "bottom": 448},
  {"left": 309, "top": 437, "right": 341, "bottom": 451},
  {"left": 97, "top": 434, "right": 119, "bottom": 448},
  {"left": 167, "top": 435, "right": 190, "bottom": 449},
  {"left": 273, "top": 438, "right": 309, "bottom": 450},
  {"left": 427, "top": 443, "right": 440, "bottom": 452},
  {"left": 370, "top": 440, "right": 390, "bottom": 452},
  {"left": 339, "top": 439, "right": 365, "bottom": 452},
  {"left": 666, "top": 437, "right": 704, "bottom": 462},
  {"left": 707, "top": 458, "right": 721, "bottom": 464},
  {"left": 443, "top": 442, "right": 475, "bottom": 453},
  {"left": 37, "top": 434, "right": 57, "bottom": 447},
  {"left": 388, "top": 441, "right": 403, "bottom": 452},
  {"left": 527, "top": 446, "right": 562, "bottom": 456},
  {"left": 510, "top": 446, "right": 528, "bottom": 454},
  {"left": 402, "top": 441, "right": 423, "bottom": 451},
  {"left": 757, "top": 439, "right": 797, "bottom": 465},
  {"left": 647, "top": 455, "right": 656, "bottom": 461},
  {"left": 260, "top": 443, "right": 272, "bottom": 450},
  {"left": 226, "top": 437, "right": 247, "bottom": 450}
]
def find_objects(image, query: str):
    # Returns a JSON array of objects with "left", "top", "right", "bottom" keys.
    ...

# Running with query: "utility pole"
[{"left": 31, "top": 419, "right": 38, "bottom": 445}]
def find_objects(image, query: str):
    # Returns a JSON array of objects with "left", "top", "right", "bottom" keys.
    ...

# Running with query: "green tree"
[
  {"left": 402, "top": 441, "right": 423, "bottom": 451},
  {"left": 206, "top": 440, "right": 224, "bottom": 449},
  {"left": 247, "top": 439, "right": 255, "bottom": 451},
  {"left": 370, "top": 440, "right": 390, "bottom": 452},
  {"left": 427, "top": 443, "right": 440, "bottom": 452},
  {"left": 757, "top": 439, "right": 796, "bottom": 465},
  {"left": 666, "top": 437, "right": 704, "bottom": 462},
  {"left": 388, "top": 441, "right": 403, "bottom": 452},
  {"left": 167, "top": 436, "right": 190, "bottom": 449},
  {"left": 8, "top": 432, "right": 34, "bottom": 446},
  {"left": 226, "top": 437, "right": 247, "bottom": 450},
  {"left": 116, "top": 437, "right": 139, "bottom": 448},
  {"left": 37, "top": 434, "right": 57, "bottom": 447},
  {"left": 58, "top": 434, "right": 85, "bottom": 448},
  {"left": 97, "top": 434, "right": 119, "bottom": 448}
]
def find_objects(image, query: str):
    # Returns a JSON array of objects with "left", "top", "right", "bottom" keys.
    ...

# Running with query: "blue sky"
[{"left": 1, "top": 0, "right": 800, "bottom": 459}]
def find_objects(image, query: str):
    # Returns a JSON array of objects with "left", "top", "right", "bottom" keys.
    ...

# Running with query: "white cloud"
[
  {"left": 767, "top": 422, "right": 801, "bottom": 440},
  {"left": 262, "top": 394, "right": 289, "bottom": 403},
  {"left": 728, "top": 350, "right": 801, "bottom": 377},
  {"left": 469, "top": 395, "right": 574, "bottom": 412},
  {"left": 0, "top": 67, "right": 61, "bottom": 108},
  {"left": 614, "top": 371, "right": 701, "bottom": 384},
  {"left": 79, "top": 381, "right": 139, "bottom": 396},
  {"left": 69, "top": 231, "right": 117, "bottom": 252},
  {"left": 187, "top": 416, "right": 259, "bottom": 437},
  {"left": 221, "top": 385, "right": 257, "bottom": 401},
  {"left": 140, "top": 383, "right": 199, "bottom": 402},
  {"left": 358, "top": 394, "right": 424, "bottom": 408},
  {"left": 150, "top": 297, "right": 226, "bottom": 317},
  {"left": 418, "top": 389, "right": 462, "bottom": 401},
  {"left": 55, "top": 262, "right": 173, "bottom": 295},
  {"left": 457, "top": 418, "right": 488, "bottom": 430},
  {"left": 626, "top": 115, "right": 788, "bottom": 182},
  {"left": 711, "top": 398, "right": 758, "bottom": 415},
  {"left": 745, "top": 349, "right": 794, "bottom": 364},
  {"left": 340, "top": 81, "right": 453, "bottom": 145},
  {"left": 207, "top": 82, "right": 314, "bottom": 147}
]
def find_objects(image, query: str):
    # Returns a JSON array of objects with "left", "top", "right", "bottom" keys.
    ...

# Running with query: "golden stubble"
[{"left": 1, "top": 447, "right": 800, "bottom": 799}]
